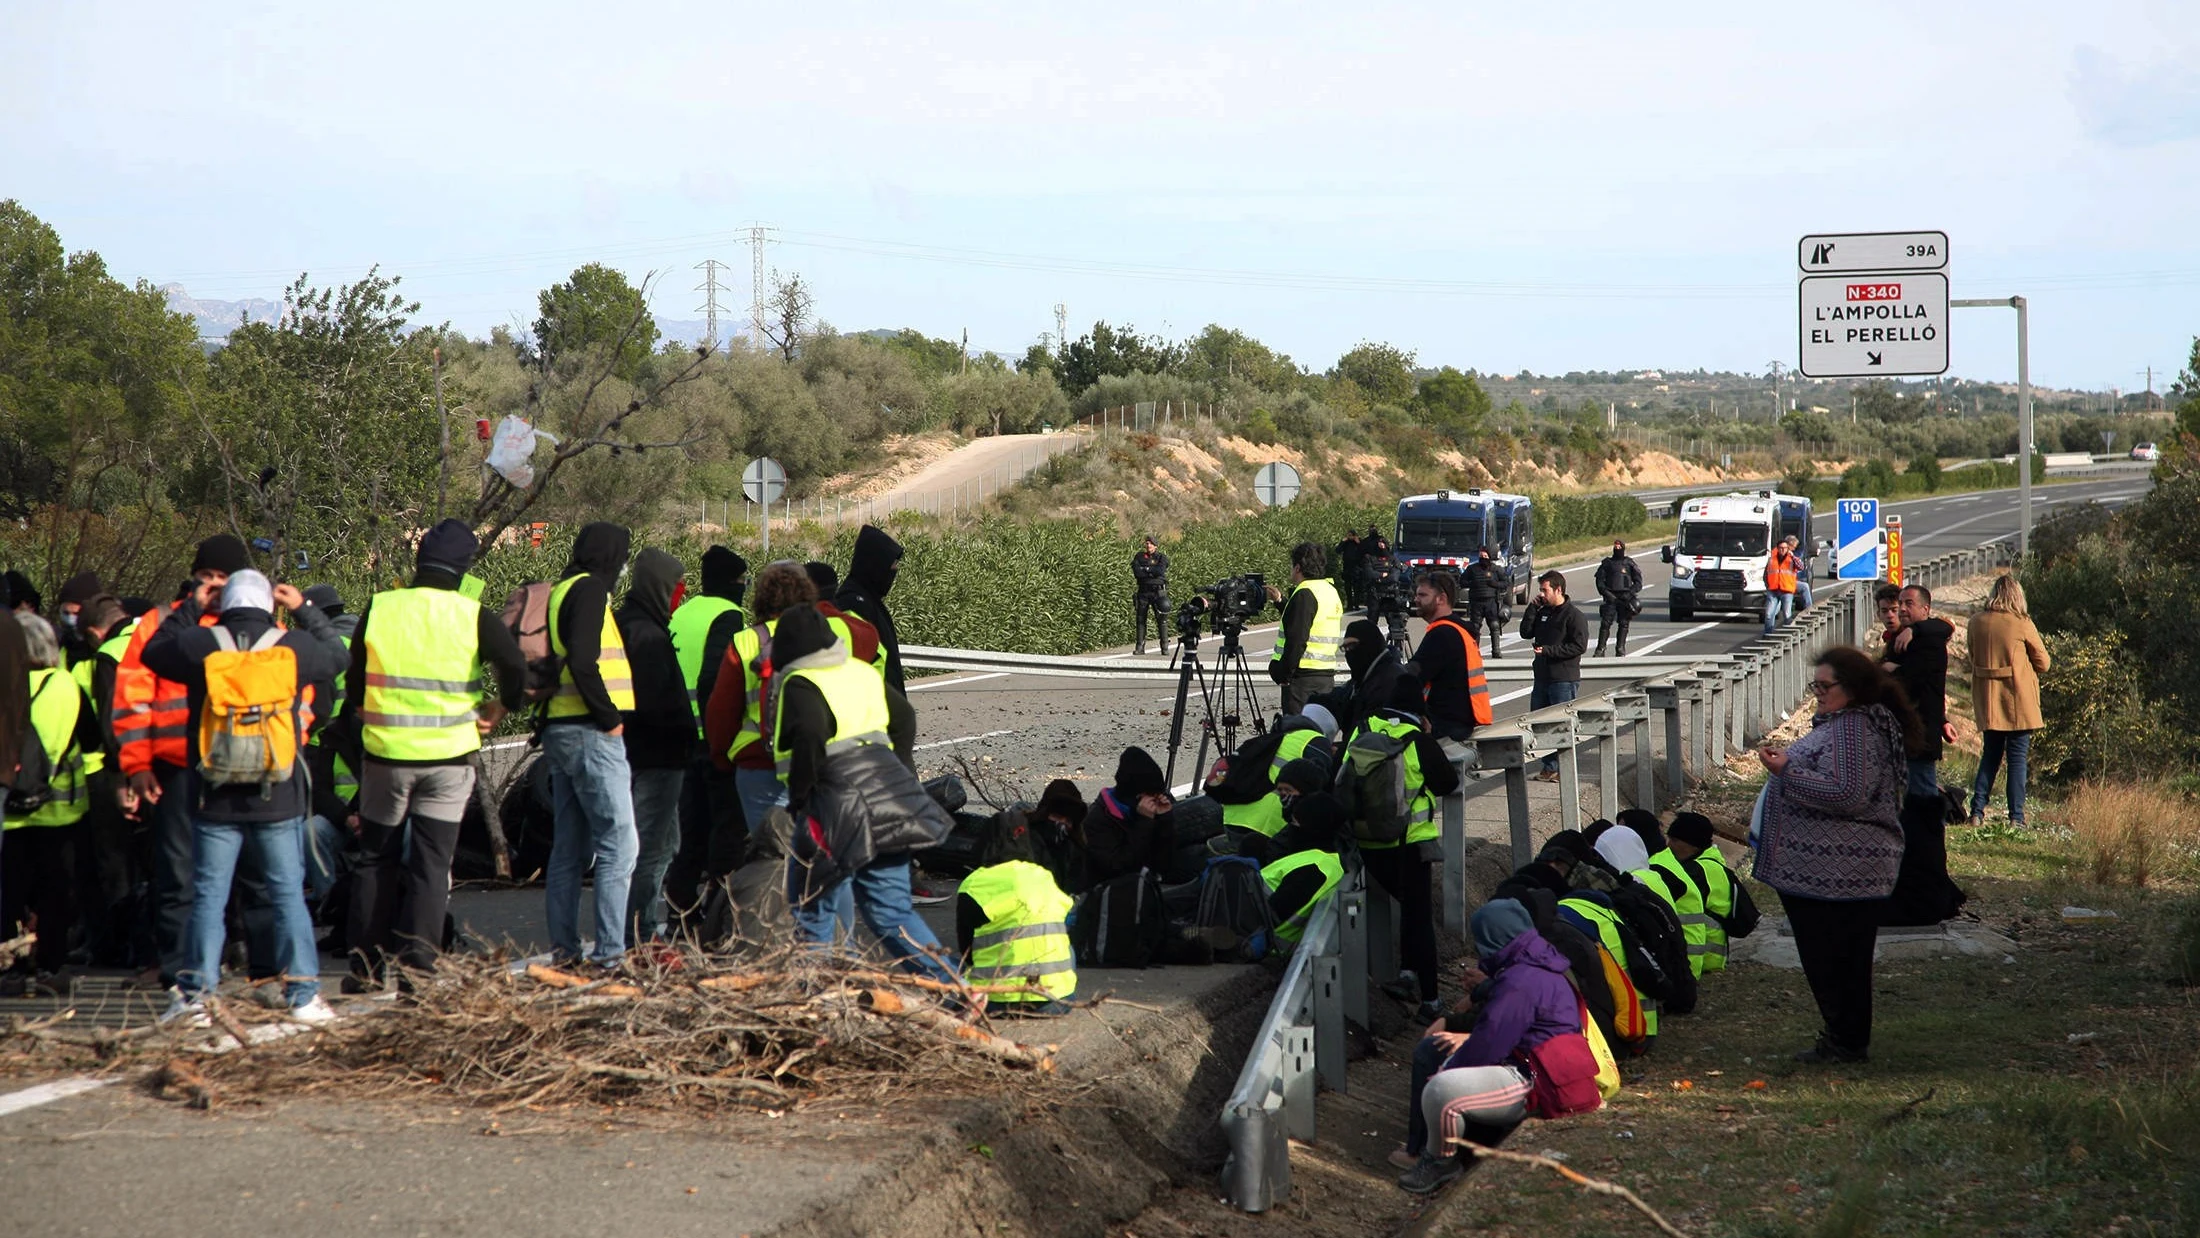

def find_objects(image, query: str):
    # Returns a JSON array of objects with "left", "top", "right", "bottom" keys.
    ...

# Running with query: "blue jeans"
[
  {"left": 303, "top": 814, "right": 353, "bottom": 904},
  {"left": 626, "top": 767, "right": 686, "bottom": 942},
  {"left": 541, "top": 724, "right": 640, "bottom": 966},
  {"left": 789, "top": 854, "right": 960, "bottom": 988},
  {"left": 1971, "top": 730, "right": 2033, "bottom": 823},
  {"left": 1906, "top": 757, "right": 1940, "bottom": 800},
  {"left": 737, "top": 766, "right": 789, "bottom": 845},
  {"left": 180, "top": 815, "right": 320, "bottom": 1007},
  {"left": 1762, "top": 591, "right": 1794, "bottom": 634},
  {"left": 1531, "top": 679, "right": 1579, "bottom": 773},
  {"left": 1794, "top": 576, "right": 1814, "bottom": 611}
]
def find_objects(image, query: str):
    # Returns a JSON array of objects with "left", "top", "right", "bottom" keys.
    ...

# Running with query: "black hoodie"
[
  {"left": 617, "top": 548, "right": 693, "bottom": 768},
  {"left": 546, "top": 522, "right": 631, "bottom": 731},
  {"left": 836, "top": 525, "right": 904, "bottom": 691}
]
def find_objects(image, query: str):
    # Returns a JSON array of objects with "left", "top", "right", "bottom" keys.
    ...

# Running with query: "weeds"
[{"left": 2062, "top": 780, "right": 2200, "bottom": 887}]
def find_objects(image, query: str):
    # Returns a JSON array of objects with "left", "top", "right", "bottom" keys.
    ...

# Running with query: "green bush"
[
  {"left": 2030, "top": 632, "right": 2189, "bottom": 782},
  {"left": 1908, "top": 452, "right": 1943, "bottom": 491}
]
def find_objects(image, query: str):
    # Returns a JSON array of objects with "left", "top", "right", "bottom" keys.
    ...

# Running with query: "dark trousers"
[
  {"left": 73, "top": 771, "right": 136, "bottom": 965},
  {"left": 1405, "top": 1033, "right": 1450, "bottom": 1156},
  {"left": 1780, "top": 890, "right": 1880, "bottom": 1053},
  {"left": 152, "top": 762, "right": 276, "bottom": 984},
  {"left": 1363, "top": 845, "right": 1439, "bottom": 1002},
  {"left": 345, "top": 813, "right": 461, "bottom": 976},
  {"left": 1133, "top": 591, "right": 1170, "bottom": 650},
  {"left": 1596, "top": 597, "right": 1635, "bottom": 654},
  {"left": 664, "top": 758, "right": 747, "bottom": 930},
  {"left": 1281, "top": 671, "right": 1334, "bottom": 719},
  {"left": 1465, "top": 602, "right": 1505, "bottom": 658},
  {"left": 1, "top": 823, "right": 79, "bottom": 973}
]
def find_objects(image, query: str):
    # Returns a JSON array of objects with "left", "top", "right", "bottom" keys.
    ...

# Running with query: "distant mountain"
[{"left": 162, "top": 283, "right": 283, "bottom": 340}]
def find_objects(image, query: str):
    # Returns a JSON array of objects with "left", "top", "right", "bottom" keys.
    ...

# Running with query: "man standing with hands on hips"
[{"left": 1521, "top": 571, "right": 1587, "bottom": 782}]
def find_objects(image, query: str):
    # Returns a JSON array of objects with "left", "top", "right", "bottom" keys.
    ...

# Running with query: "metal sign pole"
[{"left": 1952, "top": 296, "right": 2030, "bottom": 555}]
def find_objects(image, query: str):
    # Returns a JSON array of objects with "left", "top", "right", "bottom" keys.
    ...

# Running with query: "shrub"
[
  {"left": 2171, "top": 899, "right": 2200, "bottom": 985},
  {"left": 2062, "top": 781, "right": 2200, "bottom": 887},
  {"left": 1907, "top": 452, "right": 1943, "bottom": 491},
  {"left": 2032, "top": 634, "right": 2190, "bottom": 782}
]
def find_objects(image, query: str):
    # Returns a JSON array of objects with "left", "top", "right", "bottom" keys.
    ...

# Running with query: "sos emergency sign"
[{"left": 1799, "top": 273, "right": 1949, "bottom": 378}]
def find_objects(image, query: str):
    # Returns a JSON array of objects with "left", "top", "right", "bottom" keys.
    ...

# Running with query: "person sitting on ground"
[
  {"left": 1398, "top": 898, "right": 1587, "bottom": 1194},
  {"left": 1064, "top": 746, "right": 1177, "bottom": 895},
  {"left": 1653, "top": 811, "right": 1757, "bottom": 974},
  {"left": 1492, "top": 880, "right": 1620, "bottom": 1059},
  {"left": 957, "top": 812, "right": 1077, "bottom": 1016},
  {"left": 1258, "top": 791, "right": 1348, "bottom": 951},
  {"left": 1614, "top": 807, "right": 1666, "bottom": 857},
  {"left": 1023, "top": 778, "right": 1087, "bottom": 888},
  {"left": 1207, "top": 705, "right": 1334, "bottom": 856},
  {"left": 1501, "top": 835, "right": 1582, "bottom": 897}
]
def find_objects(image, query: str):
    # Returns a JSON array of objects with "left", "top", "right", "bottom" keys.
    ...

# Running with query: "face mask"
[{"left": 61, "top": 612, "right": 78, "bottom": 630}]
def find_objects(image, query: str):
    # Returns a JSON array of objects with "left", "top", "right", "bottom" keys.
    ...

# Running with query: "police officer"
[
  {"left": 1264, "top": 542, "right": 1344, "bottom": 716},
  {"left": 1460, "top": 546, "right": 1509, "bottom": 660},
  {"left": 1593, "top": 540, "right": 1643, "bottom": 658},
  {"left": 1334, "top": 530, "right": 1364, "bottom": 610},
  {"left": 1131, "top": 536, "right": 1170, "bottom": 655}
]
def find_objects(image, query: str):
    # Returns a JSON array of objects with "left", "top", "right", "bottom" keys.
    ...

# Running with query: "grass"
[{"left": 2062, "top": 782, "right": 2200, "bottom": 889}]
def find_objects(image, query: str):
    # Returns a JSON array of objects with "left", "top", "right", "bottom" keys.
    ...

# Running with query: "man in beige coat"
[{"left": 1966, "top": 575, "right": 2050, "bottom": 825}]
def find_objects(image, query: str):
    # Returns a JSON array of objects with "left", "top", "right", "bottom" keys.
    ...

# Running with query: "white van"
[{"left": 1660, "top": 491, "right": 1814, "bottom": 621}]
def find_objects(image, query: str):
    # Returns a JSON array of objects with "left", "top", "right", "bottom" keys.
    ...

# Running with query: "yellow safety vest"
[
  {"left": 959, "top": 860, "right": 1077, "bottom": 1003},
  {"left": 1648, "top": 849, "right": 1715, "bottom": 978},
  {"left": 771, "top": 655, "right": 892, "bottom": 780},
  {"left": 1221, "top": 727, "right": 1322, "bottom": 838},
  {"left": 730, "top": 614, "right": 867, "bottom": 762},
  {"left": 1562, "top": 895, "right": 1658, "bottom": 1037},
  {"left": 70, "top": 620, "right": 137, "bottom": 706},
  {"left": 1261, "top": 850, "right": 1344, "bottom": 945},
  {"left": 1273, "top": 578, "right": 1344, "bottom": 673},
  {"left": 667, "top": 596, "right": 743, "bottom": 739},
  {"left": 1357, "top": 715, "right": 1438, "bottom": 850},
  {"left": 1671, "top": 851, "right": 1735, "bottom": 973},
  {"left": 359, "top": 588, "right": 486, "bottom": 761},
  {"left": 546, "top": 574, "right": 635, "bottom": 719},
  {"left": 7, "top": 668, "right": 100, "bottom": 829}
]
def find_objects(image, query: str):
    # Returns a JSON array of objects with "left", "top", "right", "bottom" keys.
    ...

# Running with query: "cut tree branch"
[{"left": 1447, "top": 1141, "right": 1695, "bottom": 1238}]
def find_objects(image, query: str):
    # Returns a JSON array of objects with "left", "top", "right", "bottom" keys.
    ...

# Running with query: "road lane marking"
[
  {"left": 0, "top": 1075, "right": 112, "bottom": 1118},
  {"left": 1624, "top": 621, "right": 1725, "bottom": 657},
  {"left": 906, "top": 671, "right": 1009, "bottom": 692},
  {"left": 912, "top": 729, "right": 1017, "bottom": 752}
]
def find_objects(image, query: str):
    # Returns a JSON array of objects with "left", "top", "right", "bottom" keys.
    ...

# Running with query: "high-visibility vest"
[
  {"left": 113, "top": 604, "right": 213, "bottom": 775},
  {"left": 1261, "top": 850, "right": 1345, "bottom": 945},
  {"left": 546, "top": 575, "right": 634, "bottom": 719},
  {"left": 7, "top": 668, "right": 101, "bottom": 829},
  {"left": 1562, "top": 895, "right": 1658, "bottom": 1037},
  {"left": 1273, "top": 578, "right": 1344, "bottom": 673},
  {"left": 358, "top": 588, "right": 485, "bottom": 761},
  {"left": 1766, "top": 548, "right": 1797, "bottom": 593},
  {"left": 959, "top": 860, "right": 1076, "bottom": 1002},
  {"left": 1647, "top": 849, "right": 1714, "bottom": 978},
  {"left": 667, "top": 595, "right": 743, "bottom": 739},
  {"left": 1221, "top": 727, "right": 1322, "bottom": 838},
  {"left": 1679, "top": 852, "right": 1736, "bottom": 973},
  {"left": 1422, "top": 617, "right": 1494, "bottom": 725},
  {"left": 70, "top": 619, "right": 137, "bottom": 711},
  {"left": 1357, "top": 715, "right": 1438, "bottom": 850},
  {"left": 771, "top": 655, "right": 892, "bottom": 780},
  {"left": 729, "top": 614, "right": 867, "bottom": 763}
]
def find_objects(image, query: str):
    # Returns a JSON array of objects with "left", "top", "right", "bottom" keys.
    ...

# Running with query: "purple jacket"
[{"left": 1446, "top": 928, "right": 1581, "bottom": 1070}]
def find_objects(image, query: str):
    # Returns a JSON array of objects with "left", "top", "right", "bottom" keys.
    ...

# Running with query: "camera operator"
[
  {"left": 1131, "top": 535, "right": 1171, "bottom": 655},
  {"left": 1460, "top": 545, "right": 1509, "bottom": 660},
  {"left": 1263, "top": 542, "right": 1344, "bottom": 716},
  {"left": 1404, "top": 570, "right": 1493, "bottom": 741}
]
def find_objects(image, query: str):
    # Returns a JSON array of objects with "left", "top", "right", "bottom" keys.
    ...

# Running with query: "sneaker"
[
  {"left": 286, "top": 996, "right": 339, "bottom": 1026},
  {"left": 1533, "top": 769, "right": 1561, "bottom": 783},
  {"left": 1793, "top": 1034, "right": 1867, "bottom": 1065},
  {"left": 160, "top": 992, "right": 211, "bottom": 1029},
  {"left": 1397, "top": 1153, "right": 1465, "bottom": 1195},
  {"left": 908, "top": 876, "right": 955, "bottom": 906}
]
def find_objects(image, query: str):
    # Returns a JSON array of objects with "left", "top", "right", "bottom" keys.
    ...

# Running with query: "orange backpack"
[{"left": 198, "top": 627, "right": 301, "bottom": 793}]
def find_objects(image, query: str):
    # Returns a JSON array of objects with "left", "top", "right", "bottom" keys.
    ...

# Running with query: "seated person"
[
  {"left": 1065, "top": 746, "right": 1176, "bottom": 894},
  {"left": 957, "top": 814, "right": 1077, "bottom": 1016},
  {"left": 1024, "top": 778, "right": 1088, "bottom": 889},
  {"left": 1215, "top": 757, "right": 1329, "bottom": 864},
  {"left": 1614, "top": 807, "right": 1667, "bottom": 857},
  {"left": 1207, "top": 706, "right": 1335, "bottom": 852},
  {"left": 1258, "top": 791, "right": 1348, "bottom": 949}
]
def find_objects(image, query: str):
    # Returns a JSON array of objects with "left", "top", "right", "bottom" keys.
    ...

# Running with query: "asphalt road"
[{"left": 903, "top": 471, "right": 2155, "bottom": 801}]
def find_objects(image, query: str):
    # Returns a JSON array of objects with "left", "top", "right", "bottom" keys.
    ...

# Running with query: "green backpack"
[{"left": 1335, "top": 726, "right": 1410, "bottom": 844}]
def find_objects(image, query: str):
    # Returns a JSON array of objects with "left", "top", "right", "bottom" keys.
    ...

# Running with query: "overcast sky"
[{"left": 6, "top": 2, "right": 2197, "bottom": 390}]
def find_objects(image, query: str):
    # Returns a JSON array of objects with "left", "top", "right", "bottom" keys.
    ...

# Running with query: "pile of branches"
[{"left": 15, "top": 945, "right": 1061, "bottom": 1114}]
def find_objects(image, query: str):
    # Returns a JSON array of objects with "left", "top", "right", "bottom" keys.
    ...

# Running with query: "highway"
[{"left": 904, "top": 471, "right": 2155, "bottom": 800}]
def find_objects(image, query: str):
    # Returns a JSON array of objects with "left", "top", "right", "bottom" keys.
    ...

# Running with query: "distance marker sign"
[{"left": 1798, "top": 273, "right": 1948, "bottom": 378}]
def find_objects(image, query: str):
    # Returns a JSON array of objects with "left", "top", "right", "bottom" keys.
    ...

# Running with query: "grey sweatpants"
[{"left": 1420, "top": 1063, "right": 1532, "bottom": 1153}]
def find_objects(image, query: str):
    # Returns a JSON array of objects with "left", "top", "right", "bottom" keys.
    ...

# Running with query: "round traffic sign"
[
  {"left": 1252, "top": 461, "right": 1301, "bottom": 508},
  {"left": 742, "top": 457, "right": 787, "bottom": 506}
]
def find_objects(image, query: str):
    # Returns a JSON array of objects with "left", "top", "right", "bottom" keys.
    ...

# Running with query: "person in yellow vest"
[
  {"left": 2, "top": 615, "right": 104, "bottom": 988},
  {"left": 338, "top": 521, "right": 528, "bottom": 984},
  {"left": 771, "top": 604, "right": 959, "bottom": 986},
  {"left": 1654, "top": 812, "right": 1757, "bottom": 975},
  {"left": 1260, "top": 791, "right": 1348, "bottom": 952},
  {"left": 1264, "top": 542, "right": 1345, "bottom": 716},
  {"left": 65, "top": 594, "right": 136, "bottom": 968},
  {"left": 1355, "top": 677, "right": 1463, "bottom": 1023},
  {"left": 537, "top": 522, "right": 641, "bottom": 968},
  {"left": 615, "top": 548, "right": 695, "bottom": 948},
  {"left": 662, "top": 545, "right": 748, "bottom": 934},
  {"left": 956, "top": 811, "right": 1077, "bottom": 1015},
  {"left": 1211, "top": 703, "right": 1336, "bottom": 859}
]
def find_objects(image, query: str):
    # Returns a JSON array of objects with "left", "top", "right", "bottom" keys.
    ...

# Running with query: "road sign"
[
  {"left": 1798, "top": 231, "right": 1948, "bottom": 274},
  {"left": 1835, "top": 498, "right": 1881, "bottom": 580},
  {"left": 1799, "top": 273, "right": 1949, "bottom": 378},
  {"left": 1252, "top": 461, "right": 1301, "bottom": 508},
  {"left": 1886, "top": 515, "right": 1904, "bottom": 586},
  {"left": 741, "top": 457, "right": 786, "bottom": 506}
]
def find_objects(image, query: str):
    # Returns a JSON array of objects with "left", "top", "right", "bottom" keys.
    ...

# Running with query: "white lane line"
[
  {"left": 1492, "top": 686, "right": 1534, "bottom": 705},
  {"left": 906, "top": 671, "right": 1009, "bottom": 692},
  {"left": 912, "top": 729, "right": 1016, "bottom": 752},
  {"left": 0, "top": 1075, "right": 112, "bottom": 1118},
  {"left": 1624, "top": 621, "right": 1725, "bottom": 657}
]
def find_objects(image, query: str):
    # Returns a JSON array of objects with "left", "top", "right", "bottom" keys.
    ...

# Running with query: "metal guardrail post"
[
  {"left": 1474, "top": 730, "right": 1533, "bottom": 870},
  {"left": 1281, "top": 1025, "right": 1316, "bottom": 1141},
  {"left": 1705, "top": 672, "right": 1728, "bottom": 767},
  {"left": 1526, "top": 711, "right": 1579, "bottom": 828},
  {"left": 1647, "top": 681, "right": 1683, "bottom": 804},
  {"left": 1338, "top": 881, "right": 1370, "bottom": 1031},
  {"left": 1608, "top": 689, "right": 1653, "bottom": 812},
  {"left": 1313, "top": 952, "right": 1345, "bottom": 1091},
  {"left": 1576, "top": 702, "right": 1620, "bottom": 822},
  {"left": 1679, "top": 674, "right": 1708, "bottom": 780},
  {"left": 1726, "top": 664, "right": 1749, "bottom": 753},
  {"left": 1439, "top": 742, "right": 1471, "bottom": 938},
  {"left": 1366, "top": 888, "right": 1398, "bottom": 985}
]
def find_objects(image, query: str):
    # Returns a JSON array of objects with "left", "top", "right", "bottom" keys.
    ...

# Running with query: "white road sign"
[
  {"left": 741, "top": 457, "right": 787, "bottom": 505},
  {"left": 1798, "top": 231, "right": 1948, "bottom": 274},
  {"left": 1253, "top": 461, "right": 1301, "bottom": 507},
  {"left": 1798, "top": 273, "right": 1949, "bottom": 378}
]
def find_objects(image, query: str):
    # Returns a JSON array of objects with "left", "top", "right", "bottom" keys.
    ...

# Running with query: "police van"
[
  {"left": 1393, "top": 489, "right": 1535, "bottom": 605},
  {"left": 1660, "top": 490, "right": 1814, "bottom": 621}
]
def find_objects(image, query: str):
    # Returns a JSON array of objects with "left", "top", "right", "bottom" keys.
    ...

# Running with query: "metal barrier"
[
  {"left": 1216, "top": 537, "right": 2017, "bottom": 1211},
  {"left": 903, "top": 643, "right": 1728, "bottom": 683}
]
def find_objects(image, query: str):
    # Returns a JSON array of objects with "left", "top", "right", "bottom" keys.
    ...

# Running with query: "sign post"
[
  {"left": 1885, "top": 515, "right": 1905, "bottom": 587},
  {"left": 1835, "top": 498, "right": 1882, "bottom": 581},
  {"left": 742, "top": 457, "right": 788, "bottom": 557}
]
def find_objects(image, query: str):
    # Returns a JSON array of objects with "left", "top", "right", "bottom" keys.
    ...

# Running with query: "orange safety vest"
[
  {"left": 1766, "top": 547, "right": 1797, "bottom": 594},
  {"left": 1424, "top": 617, "right": 1494, "bottom": 726},
  {"left": 113, "top": 603, "right": 317, "bottom": 776}
]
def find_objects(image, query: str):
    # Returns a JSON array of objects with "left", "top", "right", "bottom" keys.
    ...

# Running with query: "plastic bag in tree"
[{"left": 486, "top": 415, "right": 541, "bottom": 488}]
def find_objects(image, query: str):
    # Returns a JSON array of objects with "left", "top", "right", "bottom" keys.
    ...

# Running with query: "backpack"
[
  {"left": 1072, "top": 868, "right": 1169, "bottom": 968},
  {"left": 199, "top": 627, "right": 301, "bottom": 791},
  {"left": 7, "top": 674, "right": 64, "bottom": 814},
  {"left": 1691, "top": 856, "right": 1762, "bottom": 939},
  {"left": 500, "top": 581, "right": 562, "bottom": 704},
  {"left": 1335, "top": 727, "right": 1411, "bottom": 844},
  {"left": 1612, "top": 879, "right": 1697, "bottom": 1016},
  {"left": 1193, "top": 855, "right": 1278, "bottom": 961}
]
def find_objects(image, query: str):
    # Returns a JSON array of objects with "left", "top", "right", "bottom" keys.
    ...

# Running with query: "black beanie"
[
  {"left": 416, "top": 518, "right": 479, "bottom": 576},
  {"left": 1582, "top": 818, "right": 1615, "bottom": 844},
  {"left": 192, "top": 534, "right": 252, "bottom": 576},
  {"left": 804, "top": 561, "right": 839, "bottom": 596},
  {"left": 1667, "top": 812, "right": 1716, "bottom": 849},
  {"left": 58, "top": 570, "right": 103, "bottom": 608},
  {"left": 1275, "top": 758, "right": 1325, "bottom": 795},
  {"left": 2, "top": 570, "right": 38, "bottom": 611},
  {"left": 1617, "top": 807, "right": 1667, "bottom": 855},
  {"left": 1544, "top": 829, "right": 1597, "bottom": 866},
  {"left": 701, "top": 546, "right": 748, "bottom": 598},
  {"left": 770, "top": 603, "right": 834, "bottom": 666},
  {"left": 1114, "top": 746, "right": 1166, "bottom": 799},
  {"left": 1286, "top": 791, "right": 1346, "bottom": 849},
  {"left": 301, "top": 584, "right": 345, "bottom": 615}
]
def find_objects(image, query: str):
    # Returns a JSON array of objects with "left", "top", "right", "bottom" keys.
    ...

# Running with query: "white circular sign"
[
  {"left": 1253, "top": 461, "right": 1301, "bottom": 508},
  {"left": 742, "top": 457, "right": 787, "bottom": 505}
]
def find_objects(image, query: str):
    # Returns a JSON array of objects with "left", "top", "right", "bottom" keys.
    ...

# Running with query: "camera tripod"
[{"left": 1161, "top": 620, "right": 1269, "bottom": 789}]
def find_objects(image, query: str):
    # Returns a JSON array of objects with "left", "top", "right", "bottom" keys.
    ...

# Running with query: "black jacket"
[
  {"left": 1409, "top": 612, "right": 1480, "bottom": 737},
  {"left": 1316, "top": 637, "right": 1405, "bottom": 737},
  {"left": 617, "top": 548, "right": 694, "bottom": 769},
  {"left": 1887, "top": 616, "right": 1953, "bottom": 760},
  {"left": 1462, "top": 560, "right": 1508, "bottom": 606},
  {"left": 1132, "top": 550, "right": 1169, "bottom": 595},
  {"left": 1520, "top": 599, "right": 1588, "bottom": 684},
  {"left": 836, "top": 525, "right": 905, "bottom": 692},
  {"left": 544, "top": 522, "right": 631, "bottom": 731},
  {"left": 1068, "top": 788, "right": 1177, "bottom": 895},
  {"left": 1274, "top": 583, "right": 1322, "bottom": 679},
  {"left": 140, "top": 599, "right": 348, "bottom": 823},
  {"left": 0, "top": 611, "right": 26, "bottom": 790},
  {"left": 1595, "top": 553, "right": 1643, "bottom": 600},
  {"left": 340, "top": 568, "right": 529, "bottom": 768}
]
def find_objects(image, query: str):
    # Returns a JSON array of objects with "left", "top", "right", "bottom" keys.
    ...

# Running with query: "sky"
[{"left": 5, "top": 1, "right": 2198, "bottom": 391}]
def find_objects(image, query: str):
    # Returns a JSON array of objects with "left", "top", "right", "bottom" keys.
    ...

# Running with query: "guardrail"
[
  {"left": 1217, "top": 537, "right": 2018, "bottom": 1211},
  {"left": 903, "top": 643, "right": 1733, "bottom": 683}
]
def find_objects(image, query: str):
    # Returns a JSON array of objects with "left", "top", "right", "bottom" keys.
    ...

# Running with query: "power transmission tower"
[
  {"left": 746, "top": 224, "right": 777, "bottom": 345},
  {"left": 1053, "top": 303, "right": 1068, "bottom": 352},
  {"left": 693, "top": 258, "right": 729, "bottom": 348}
]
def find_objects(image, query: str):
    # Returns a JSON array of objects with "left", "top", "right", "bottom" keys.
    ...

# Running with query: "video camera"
[
  {"left": 1175, "top": 572, "right": 1268, "bottom": 648},
  {"left": 1368, "top": 560, "right": 1414, "bottom": 623}
]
